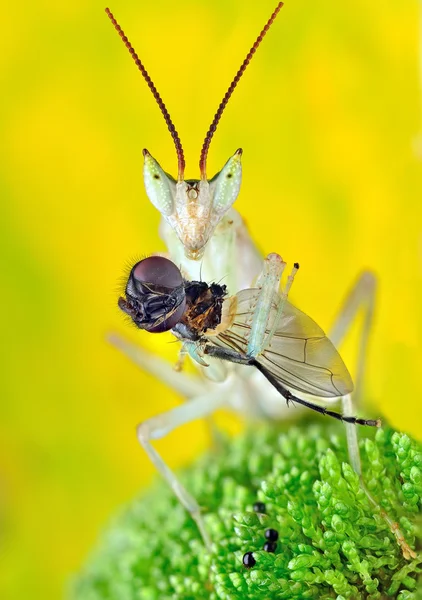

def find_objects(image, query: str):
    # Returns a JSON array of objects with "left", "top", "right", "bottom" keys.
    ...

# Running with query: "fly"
[
  {"left": 119, "top": 255, "right": 380, "bottom": 428},
  {"left": 119, "top": 255, "right": 226, "bottom": 338}
]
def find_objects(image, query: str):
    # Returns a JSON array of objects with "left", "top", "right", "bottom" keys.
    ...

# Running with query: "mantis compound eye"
[
  {"left": 119, "top": 256, "right": 186, "bottom": 333},
  {"left": 143, "top": 150, "right": 177, "bottom": 217}
]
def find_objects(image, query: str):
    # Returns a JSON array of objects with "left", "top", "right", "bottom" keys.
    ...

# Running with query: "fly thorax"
[
  {"left": 206, "top": 295, "right": 238, "bottom": 336},
  {"left": 180, "top": 280, "right": 227, "bottom": 336}
]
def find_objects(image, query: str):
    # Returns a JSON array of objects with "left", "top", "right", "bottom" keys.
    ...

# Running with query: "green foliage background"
[
  {"left": 73, "top": 424, "right": 422, "bottom": 599},
  {"left": 1, "top": 1, "right": 421, "bottom": 598}
]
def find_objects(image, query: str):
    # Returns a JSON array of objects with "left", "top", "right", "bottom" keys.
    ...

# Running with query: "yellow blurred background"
[{"left": 1, "top": 0, "right": 421, "bottom": 598}]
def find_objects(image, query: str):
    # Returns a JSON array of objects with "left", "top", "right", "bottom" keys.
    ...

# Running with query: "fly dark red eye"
[
  {"left": 119, "top": 256, "right": 186, "bottom": 333},
  {"left": 131, "top": 256, "right": 184, "bottom": 289}
]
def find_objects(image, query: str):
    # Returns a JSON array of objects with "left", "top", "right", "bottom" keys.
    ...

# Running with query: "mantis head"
[
  {"left": 106, "top": 3, "right": 283, "bottom": 260},
  {"left": 143, "top": 149, "right": 242, "bottom": 259}
]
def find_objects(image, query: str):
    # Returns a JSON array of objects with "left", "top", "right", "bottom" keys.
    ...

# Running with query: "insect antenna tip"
[
  {"left": 199, "top": 2, "right": 283, "bottom": 178},
  {"left": 105, "top": 8, "right": 185, "bottom": 180}
]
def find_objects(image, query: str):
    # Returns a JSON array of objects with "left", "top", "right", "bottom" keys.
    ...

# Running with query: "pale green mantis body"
[{"left": 106, "top": 4, "right": 415, "bottom": 558}]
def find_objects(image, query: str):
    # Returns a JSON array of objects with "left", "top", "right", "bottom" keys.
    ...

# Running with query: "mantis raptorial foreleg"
[{"left": 246, "top": 253, "right": 286, "bottom": 357}]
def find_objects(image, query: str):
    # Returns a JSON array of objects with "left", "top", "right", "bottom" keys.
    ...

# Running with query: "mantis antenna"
[
  {"left": 199, "top": 2, "right": 284, "bottom": 179},
  {"left": 106, "top": 3, "right": 283, "bottom": 182},
  {"left": 105, "top": 7, "right": 186, "bottom": 181}
]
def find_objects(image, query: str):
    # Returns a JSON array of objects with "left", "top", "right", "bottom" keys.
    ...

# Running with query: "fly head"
[{"left": 118, "top": 256, "right": 186, "bottom": 333}]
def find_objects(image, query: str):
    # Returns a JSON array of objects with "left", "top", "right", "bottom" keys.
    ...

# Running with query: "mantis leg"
[
  {"left": 329, "top": 271, "right": 376, "bottom": 408},
  {"left": 328, "top": 271, "right": 377, "bottom": 475},
  {"left": 109, "top": 334, "right": 228, "bottom": 462},
  {"left": 329, "top": 273, "right": 415, "bottom": 559},
  {"left": 136, "top": 387, "right": 229, "bottom": 550},
  {"left": 108, "top": 333, "right": 203, "bottom": 398}
]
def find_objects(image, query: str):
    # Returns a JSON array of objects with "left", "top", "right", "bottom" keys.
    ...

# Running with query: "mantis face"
[{"left": 143, "top": 149, "right": 242, "bottom": 260}]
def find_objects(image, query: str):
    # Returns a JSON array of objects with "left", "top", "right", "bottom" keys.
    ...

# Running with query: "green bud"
[{"left": 72, "top": 423, "right": 421, "bottom": 600}]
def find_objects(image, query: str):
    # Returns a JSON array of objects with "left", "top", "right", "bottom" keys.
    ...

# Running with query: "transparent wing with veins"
[{"left": 213, "top": 289, "right": 354, "bottom": 398}]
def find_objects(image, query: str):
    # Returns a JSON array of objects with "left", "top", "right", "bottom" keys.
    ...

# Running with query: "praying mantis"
[{"left": 105, "top": 3, "right": 415, "bottom": 559}]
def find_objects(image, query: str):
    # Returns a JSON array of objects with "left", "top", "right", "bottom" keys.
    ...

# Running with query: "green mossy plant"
[{"left": 72, "top": 422, "right": 421, "bottom": 599}]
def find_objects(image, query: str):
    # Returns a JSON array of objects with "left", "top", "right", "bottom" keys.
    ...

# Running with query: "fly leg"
[
  {"left": 136, "top": 387, "right": 229, "bottom": 550},
  {"left": 329, "top": 273, "right": 415, "bottom": 559}
]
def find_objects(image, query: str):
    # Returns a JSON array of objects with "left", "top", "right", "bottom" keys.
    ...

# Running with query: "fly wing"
[{"left": 215, "top": 288, "right": 354, "bottom": 398}]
